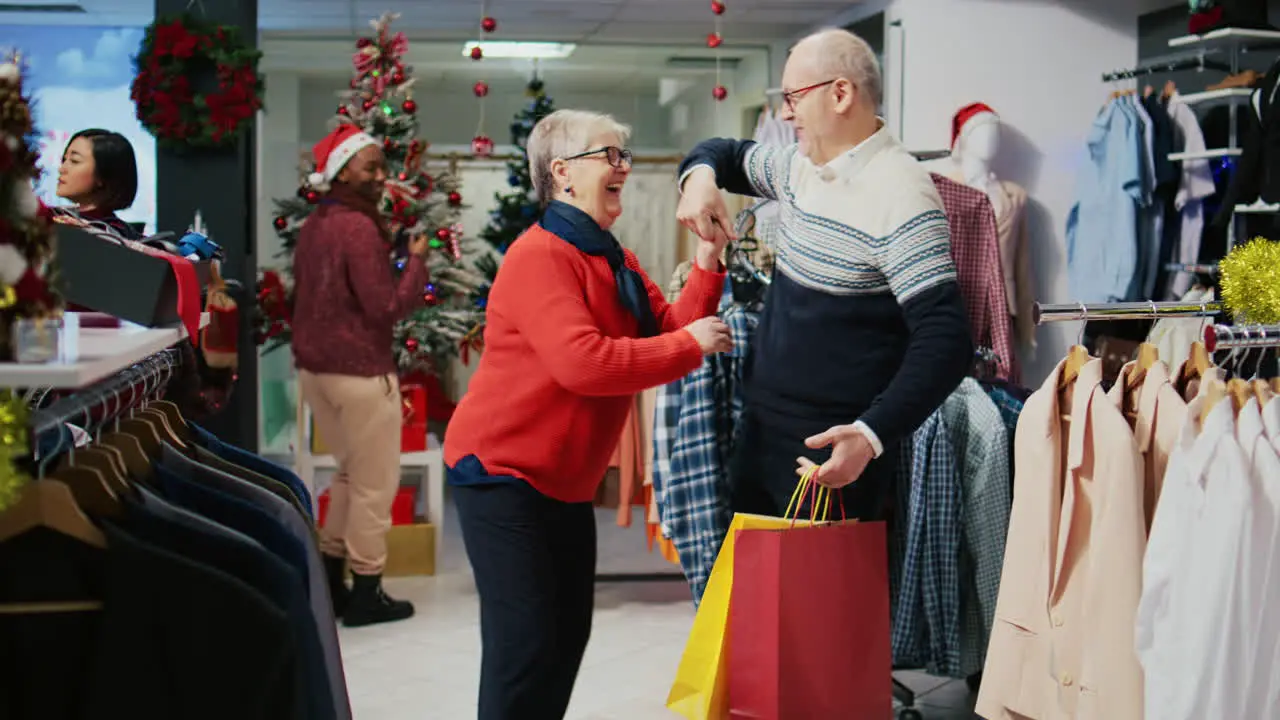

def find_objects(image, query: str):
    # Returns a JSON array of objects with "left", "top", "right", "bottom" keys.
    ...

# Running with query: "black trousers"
[
  {"left": 729, "top": 409, "right": 895, "bottom": 521},
  {"left": 453, "top": 481, "right": 597, "bottom": 720}
]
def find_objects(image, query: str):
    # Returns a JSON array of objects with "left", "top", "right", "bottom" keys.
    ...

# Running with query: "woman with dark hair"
[{"left": 55, "top": 128, "right": 142, "bottom": 240}]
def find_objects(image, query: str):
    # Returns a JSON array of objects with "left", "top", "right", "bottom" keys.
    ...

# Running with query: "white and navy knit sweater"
[{"left": 679, "top": 128, "right": 972, "bottom": 449}]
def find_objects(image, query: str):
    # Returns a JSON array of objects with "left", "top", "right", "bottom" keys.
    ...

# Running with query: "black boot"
[
  {"left": 323, "top": 554, "right": 350, "bottom": 618},
  {"left": 342, "top": 573, "right": 414, "bottom": 627}
]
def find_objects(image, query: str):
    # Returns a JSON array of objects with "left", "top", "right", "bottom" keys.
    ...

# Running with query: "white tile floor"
[{"left": 335, "top": 499, "right": 980, "bottom": 719}]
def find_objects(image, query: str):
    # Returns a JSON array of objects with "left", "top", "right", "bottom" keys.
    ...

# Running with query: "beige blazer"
[
  {"left": 975, "top": 358, "right": 1146, "bottom": 720},
  {"left": 1107, "top": 360, "right": 1188, "bottom": 532}
]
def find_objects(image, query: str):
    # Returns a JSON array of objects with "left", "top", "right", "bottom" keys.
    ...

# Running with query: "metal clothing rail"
[
  {"left": 1102, "top": 55, "right": 1231, "bottom": 82},
  {"left": 1164, "top": 261, "right": 1219, "bottom": 275},
  {"left": 1033, "top": 300, "right": 1224, "bottom": 324},
  {"left": 1204, "top": 323, "right": 1280, "bottom": 352},
  {"left": 30, "top": 348, "right": 181, "bottom": 439}
]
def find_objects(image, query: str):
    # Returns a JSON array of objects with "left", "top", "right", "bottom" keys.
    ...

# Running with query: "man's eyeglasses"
[
  {"left": 782, "top": 79, "right": 838, "bottom": 111},
  {"left": 562, "top": 146, "right": 633, "bottom": 168}
]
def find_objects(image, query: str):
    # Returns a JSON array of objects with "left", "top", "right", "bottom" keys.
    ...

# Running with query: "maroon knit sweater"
[{"left": 291, "top": 201, "right": 427, "bottom": 376}]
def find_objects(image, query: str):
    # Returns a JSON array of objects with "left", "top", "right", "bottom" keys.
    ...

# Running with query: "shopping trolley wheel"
[{"left": 898, "top": 709, "right": 924, "bottom": 720}]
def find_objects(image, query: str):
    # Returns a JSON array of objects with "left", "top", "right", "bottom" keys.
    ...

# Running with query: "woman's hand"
[
  {"left": 683, "top": 316, "right": 733, "bottom": 355},
  {"left": 408, "top": 233, "right": 430, "bottom": 257}
]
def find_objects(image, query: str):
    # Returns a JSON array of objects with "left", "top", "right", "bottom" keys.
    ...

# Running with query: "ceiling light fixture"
[{"left": 461, "top": 41, "right": 576, "bottom": 59}]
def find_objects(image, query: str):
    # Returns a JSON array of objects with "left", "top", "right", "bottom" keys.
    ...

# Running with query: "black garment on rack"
[{"left": 0, "top": 524, "right": 298, "bottom": 720}]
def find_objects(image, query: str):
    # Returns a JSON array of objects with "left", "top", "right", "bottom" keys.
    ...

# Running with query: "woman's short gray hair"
[{"left": 527, "top": 109, "right": 632, "bottom": 206}]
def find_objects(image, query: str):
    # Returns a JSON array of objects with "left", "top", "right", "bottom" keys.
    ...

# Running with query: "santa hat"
[
  {"left": 951, "top": 102, "right": 999, "bottom": 150},
  {"left": 307, "top": 124, "right": 378, "bottom": 190}
]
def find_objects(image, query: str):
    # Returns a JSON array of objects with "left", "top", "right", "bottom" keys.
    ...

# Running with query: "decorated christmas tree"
[
  {"left": 256, "top": 12, "right": 487, "bottom": 376},
  {"left": 0, "top": 57, "right": 62, "bottom": 362},
  {"left": 475, "top": 75, "right": 556, "bottom": 281}
]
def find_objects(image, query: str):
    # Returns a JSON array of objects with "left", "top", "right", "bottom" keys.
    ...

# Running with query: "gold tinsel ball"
[{"left": 1219, "top": 237, "right": 1280, "bottom": 324}]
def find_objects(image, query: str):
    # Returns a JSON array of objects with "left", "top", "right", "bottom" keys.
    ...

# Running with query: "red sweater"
[
  {"left": 291, "top": 202, "right": 427, "bottom": 376},
  {"left": 444, "top": 224, "right": 725, "bottom": 503}
]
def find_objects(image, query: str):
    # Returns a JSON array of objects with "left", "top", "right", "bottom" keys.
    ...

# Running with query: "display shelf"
[
  {"left": 1169, "top": 27, "right": 1280, "bottom": 49},
  {"left": 1169, "top": 147, "right": 1243, "bottom": 161},
  {"left": 1178, "top": 87, "right": 1254, "bottom": 106},
  {"left": 0, "top": 312, "right": 209, "bottom": 389},
  {"left": 1235, "top": 200, "right": 1280, "bottom": 214}
]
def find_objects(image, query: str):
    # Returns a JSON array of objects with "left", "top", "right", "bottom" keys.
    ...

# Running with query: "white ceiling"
[{"left": 0, "top": 0, "right": 859, "bottom": 44}]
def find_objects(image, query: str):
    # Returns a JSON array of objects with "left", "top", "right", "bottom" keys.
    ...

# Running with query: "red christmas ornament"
[
  {"left": 481, "top": 16, "right": 497, "bottom": 33},
  {"left": 305, "top": 190, "right": 320, "bottom": 204},
  {"left": 711, "top": 0, "right": 726, "bottom": 14},
  {"left": 392, "top": 71, "right": 406, "bottom": 85},
  {"left": 713, "top": 85, "right": 728, "bottom": 101},
  {"left": 435, "top": 227, "right": 451, "bottom": 242},
  {"left": 424, "top": 292, "right": 439, "bottom": 305},
  {"left": 349, "top": 78, "right": 358, "bottom": 89},
  {"left": 448, "top": 191, "right": 463, "bottom": 206},
  {"left": 470, "top": 46, "right": 483, "bottom": 60},
  {"left": 337, "top": 106, "right": 350, "bottom": 116},
  {"left": 398, "top": 172, "right": 409, "bottom": 181},
  {"left": 405, "top": 337, "right": 419, "bottom": 352},
  {"left": 273, "top": 216, "right": 287, "bottom": 230},
  {"left": 471, "top": 135, "right": 494, "bottom": 157},
  {"left": 707, "top": 32, "right": 722, "bottom": 48},
  {"left": 473, "top": 81, "right": 490, "bottom": 98},
  {"left": 405, "top": 215, "right": 419, "bottom": 227},
  {"left": 403, "top": 99, "right": 418, "bottom": 114},
  {"left": 362, "top": 99, "right": 374, "bottom": 111},
  {"left": 357, "top": 37, "right": 372, "bottom": 48},
  {"left": 384, "top": 138, "right": 396, "bottom": 151}
]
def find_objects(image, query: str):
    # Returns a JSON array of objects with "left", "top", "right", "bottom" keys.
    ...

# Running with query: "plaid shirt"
[
  {"left": 942, "top": 378, "right": 1014, "bottom": 676},
  {"left": 890, "top": 411, "right": 964, "bottom": 676},
  {"left": 654, "top": 290, "right": 758, "bottom": 605},
  {"left": 931, "top": 174, "right": 1019, "bottom": 383}
]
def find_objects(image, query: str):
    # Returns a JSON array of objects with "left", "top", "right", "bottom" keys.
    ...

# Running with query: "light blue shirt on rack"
[{"left": 1066, "top": 98, "right": 1143, "bottom": 303}]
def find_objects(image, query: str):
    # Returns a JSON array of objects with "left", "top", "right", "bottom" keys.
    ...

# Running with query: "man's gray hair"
[
  {"left": 796, "top": 28, "right": 883, "bottom": 108},
  {"left": 527, "top": 109, "right": 633, "bottom": 205}
]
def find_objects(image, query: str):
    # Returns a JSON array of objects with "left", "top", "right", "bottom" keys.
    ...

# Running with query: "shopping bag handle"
[{"left": 783, "top": 467, "right": 847, "bottom": 526}]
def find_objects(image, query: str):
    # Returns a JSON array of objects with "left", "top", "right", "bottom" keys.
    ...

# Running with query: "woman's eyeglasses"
[{"left": 562, "top": 146, "right": 633, "bottom": 168}]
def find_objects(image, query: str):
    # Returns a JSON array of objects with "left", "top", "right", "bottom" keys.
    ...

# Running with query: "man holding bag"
[{"left": 677, "top": 27, "right": 972, "bottom": 518}]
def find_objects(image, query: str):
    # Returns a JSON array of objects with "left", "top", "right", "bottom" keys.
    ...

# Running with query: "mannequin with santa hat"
[
  {"left": 946, "top": 102, "right": 1037, "bottom": 348},
  {"left": 292, "top": 123, "right": 429, "bottom": 627}
]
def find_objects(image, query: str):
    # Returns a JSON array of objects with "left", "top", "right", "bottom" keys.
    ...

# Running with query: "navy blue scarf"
[{"left": 539, "top": 200, "right": 658, "bottom": 337}]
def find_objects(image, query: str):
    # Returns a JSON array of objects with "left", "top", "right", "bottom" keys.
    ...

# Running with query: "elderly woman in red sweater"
[{"left": 445, "top": 109, "right": 732, "bottom": 719}]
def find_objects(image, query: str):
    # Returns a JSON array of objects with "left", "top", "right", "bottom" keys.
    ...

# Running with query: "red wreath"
[{"left": 131, "top": 15, "right": 264, "bottom": 151}]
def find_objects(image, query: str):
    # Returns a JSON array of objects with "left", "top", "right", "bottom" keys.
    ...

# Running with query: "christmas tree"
[
  {"left": 475, "top": 75, "right": 556, "bottom": 281},
  {"left": 0, "top": 57, "right": 62, "bottom": 362},
  {"left": 256, "top": 12, "right": 487, "bottom": 376}
]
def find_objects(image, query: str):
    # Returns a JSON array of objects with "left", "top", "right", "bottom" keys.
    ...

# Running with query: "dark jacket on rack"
[
  {"left": 0, "top": 524, "right": 298, "bottom": 720},
  {"left": 1214, "top": 57, "right": 1280, "bottom": 227}
]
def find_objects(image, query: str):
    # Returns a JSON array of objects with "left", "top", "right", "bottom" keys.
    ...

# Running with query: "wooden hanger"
[
  {"left": 1252, "top": 379, "right": 1274, "bottom": 405},
  {"left": 1227, "top": 378, "right": 1253, "bottom": 414},
  {"left": 137, "top": 407, "right": 185, "bottom": 449},
  {"left": 1202, "top": 377, "right": 1228, "bottom": 425},
  {"left": 98, "top": 431, "right": 154, "bottom": 484},
  {"left": 150, "top": 400, "right": 190, "bottom": 445},
  {"left": 62, "top": 447, "right": 129, "bottom": 495},
  {"left": 1162, "top": 80, "right": 1177, "bottom": 100},
  {"left": 48, "top": 465, "right": 121, "bottom": 520},
  {"left": 0, "top": 479, "right": 106, "bottom": 549},
  {"left": 1058, "top": 345, "right": 1092, "bottom": 421},
  {"left": 1272, "top": 376, "right": 1280, "bottom": 394},
  {"left": 116, "top": 417, "right": 163, "bottom": 459}
]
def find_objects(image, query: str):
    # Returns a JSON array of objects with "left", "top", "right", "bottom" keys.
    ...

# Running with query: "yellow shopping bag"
[{"left": 665, "top": 470, "right": 840, "bottom": 720}]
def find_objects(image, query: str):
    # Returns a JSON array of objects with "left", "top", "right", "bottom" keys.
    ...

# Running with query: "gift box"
[
  {"left": 317, "top": 485, "right": 417, "bottom": 527},
  {"left": 400, "top": 383, "right": 428, "bottom": 453}
]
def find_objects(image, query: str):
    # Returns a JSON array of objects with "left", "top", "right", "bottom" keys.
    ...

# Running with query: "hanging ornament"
[
  {"left": 393, "top": 70, "right": 406, "bottom": 85},
  {"left": 424, "top": 291, "right": 439, "bottom": 305},
  {"left": 337, "top": 106, "right": 349, "bottom": 116},
  {"left": 472, "top": 135, "right": 494, "bottom": 157},
  {"left": 707, "top": 32, "right": 723, "bottom": 48},
  {"left": 448, "top": 223, "right": 465, "bottom": 260},
  {"left": 273, "top": 216, "right": 287, "bottom": 230},
  {"left": 405, "top": 337, "right": 419, "bottom": 352},
  {"left": 357, "top": 37, "right": 373, "bottom": 49},
  {"left": 713, "top": 85, "right": 728, "bottom": 101},
  {"left": 434, "top": 227, "right": 451, "bottom": 245},
  {"left": 473, "top": 81, "right": 490, "bottom": 98},
  {"left": 362, "top": 99, "right": 374, "bottom": 111},
  {"left": 404, "top": 214, "right": 419, "bottom": 228},
  {"left": 448, "top": 191, "right": 463, "bottom": 206},
  {"left": 384, "top": 138, "right": 397, "bottom": 151},
  {"left": 481, "top": 16, "right": 497, "bottom": 33},
  {"left": 403, "top": 98, "right": 418, "bottom": 114},
  {"left": 305, "top": 190, "right": 320, "bottom": 204},
  {"left": 470, "top": 46, "right": 483, "bottom": 60},
  {"left": 1218, "top": 238, "right": 1280, "bottom": 324},
  {"left": 711, "top": 0, "right": 726, "bottom": 14}
]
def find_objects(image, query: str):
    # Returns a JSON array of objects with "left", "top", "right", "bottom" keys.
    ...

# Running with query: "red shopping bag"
[{"left": 727, "top": 489, "right": 892, "bottom": 719}]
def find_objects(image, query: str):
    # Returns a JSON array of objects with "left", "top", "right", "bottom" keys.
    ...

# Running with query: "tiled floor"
[{"left": 335, "top": 499, "right": 980, "bottom": 719}]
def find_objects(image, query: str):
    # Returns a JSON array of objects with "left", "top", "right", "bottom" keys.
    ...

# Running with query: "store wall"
[{"left": 884, "top": 0, "right": 1141, "bottom": 384}]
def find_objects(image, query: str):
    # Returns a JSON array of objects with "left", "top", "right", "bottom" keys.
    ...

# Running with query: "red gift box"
[
  {"left": 400, "top": 383, "right": 428, "bottom": 453},
  {"left": 318, "top": 486, "right": 417, "bottom": 527}
]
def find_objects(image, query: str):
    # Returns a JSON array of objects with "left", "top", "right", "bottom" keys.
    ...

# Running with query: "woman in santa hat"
[{"left": 292, "top": 123, "right": 429, "bottom": 628}]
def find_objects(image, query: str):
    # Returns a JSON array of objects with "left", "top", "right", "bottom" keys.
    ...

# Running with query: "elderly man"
[{"left": 676, "top": 27, "right": 973, "bottom": 520}]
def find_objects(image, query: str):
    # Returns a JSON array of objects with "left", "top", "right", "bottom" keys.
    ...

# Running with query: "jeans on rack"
[{"left": 453, "top": 478, "right": 596, "bottom": 720}]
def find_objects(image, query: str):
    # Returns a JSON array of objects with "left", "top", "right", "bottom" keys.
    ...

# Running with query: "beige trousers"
[{"left": 300, "top": 370, "right": 402, "bottom": 576}]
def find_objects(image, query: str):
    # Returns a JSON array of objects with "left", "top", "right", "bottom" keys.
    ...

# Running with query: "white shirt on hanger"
[
  {"left": 1166, "top": 95, "right": 1218, "bottom": 297},
  {"left": 1137, "top": 394, "right": 1254, "bottom": 720},
  {"left": 1263, "top": 397, "right": 1280, "bottom": 450},
  {"left": 1237, "top": 399, "right": 1280, "bottom": 718}
]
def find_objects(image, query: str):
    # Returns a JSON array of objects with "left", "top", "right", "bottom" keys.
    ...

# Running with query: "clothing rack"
[
  {"left": 1101, "top": 55, "right": 1231, "bottom": 82},
  {"left": 1204, "top": 323, "right": 1280, "bottom": 352},
  {"left": 1033, "top": 300, "right": 1224, "bottom": 324},
  {"left": 1164, "top": 261, "right": 1218, "bottom": 275},
  {"left": 29, "top": 348, "right": 181, "bottom": 440}
]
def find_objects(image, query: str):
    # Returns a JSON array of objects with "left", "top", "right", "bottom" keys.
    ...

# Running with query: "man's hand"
[
  {"left": 677, "top": 167, "right": 735, "bottom": 264},
  {"left": 795, "top": 424, "right": 875, "bottom": 488},
  {"left": 408, "top": 232, "right": 430, "bottom": 258}
]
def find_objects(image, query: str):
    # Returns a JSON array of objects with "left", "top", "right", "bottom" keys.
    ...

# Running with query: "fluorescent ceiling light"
[{"left": 462, "top": 41, "right": 576, "bottom": 59}]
